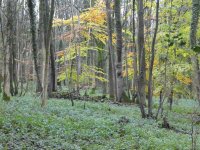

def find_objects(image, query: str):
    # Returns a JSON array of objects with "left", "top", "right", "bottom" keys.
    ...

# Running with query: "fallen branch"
[{"left": 50, "top": 91, "right": 108, "bottom": 102}]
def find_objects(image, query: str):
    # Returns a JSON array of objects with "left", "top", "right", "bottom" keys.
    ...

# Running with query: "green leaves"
[{"left": 192, "top": 46, "right": 200, "bottom": 53}]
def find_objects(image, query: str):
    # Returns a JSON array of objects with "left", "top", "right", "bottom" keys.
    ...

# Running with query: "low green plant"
[{"left": 0, "top": 96, "right": 199, "bottom": 149}]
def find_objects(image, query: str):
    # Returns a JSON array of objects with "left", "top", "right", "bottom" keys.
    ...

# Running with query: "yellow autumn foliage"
[
  {"left": 176, "top": 73, "right": 192, "bottom": 85},
  {"left": 53, "top": 0, "right": 117, "bottom": 45}
]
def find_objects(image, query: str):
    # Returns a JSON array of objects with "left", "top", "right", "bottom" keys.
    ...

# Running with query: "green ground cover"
[{"left": 0, "top": 95, "right": 199, "bottom": 150}]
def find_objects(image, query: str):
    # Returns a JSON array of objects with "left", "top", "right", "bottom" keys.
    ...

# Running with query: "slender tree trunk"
[
  {"left": 3, "top": 46, "right": 10, "bottom": 101},
  {"left": 124, "top": 0, "right": 130, "bottom": 99},
  {"left": 77, "top": 13, "right": 81, "bottom": 93},
  {"left": 0, "top": 0, "right": 2, "bottom": 94},
  {"left": 137, "top": 0, "right": 146, "bottom": 118},
  {"left": 27, "top": 0, "right": 42, "bottom": 93},
  {"left": 2, "top": 0, "right": 12, "bottom": 100},
  {"left": 12, "top": 11, "right": 18, "bottom": 96},
  {"left": 190, "top": 0, "right": 200, "bottom": 104},
  {"left": 49, "top": 30, "right": 56, "bottom": 93},
  {"left": 114, "top": 0, "right": 123, "bottom": 102},
  {"left": 132, "top": 0, "right": 138, "bottom": 103},
  {"left": 190, "top": 0, "right": 200, "bottom": 48},
  {"left": 148, "top": 0, "right": 159, "bottom": 117},
  {"left": 41, "top": 0, "right": 55, "bottom": 107},
  {"left": 70, "top": 0, "right": 80, "bottom": 92},
  {"left": 105, "top": 0, "right": 117, "bottom": 100},
  {"left": 7, "top": 0, "right": 18, "bottom": 96},
  {"left": 37, "top": 0, "right": 45, "bottom": 92}
]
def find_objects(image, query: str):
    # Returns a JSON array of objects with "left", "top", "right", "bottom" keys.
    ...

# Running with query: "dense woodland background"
[{"left": 0, "top": 0, "right": 200, "bottom": 149}]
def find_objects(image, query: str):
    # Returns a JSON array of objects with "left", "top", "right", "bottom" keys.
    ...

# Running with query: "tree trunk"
[
  {"left": 148, "top": 0, "right": 159, "bottom": 117},
  {"left": 37, "top": 0, "right": 45, "bottom": 92},
  {"left": 41, "top": 0, "right": 55, "bottom": 107},
  {"left": 2, "top": 0, "right": 12, "bottom": 100},
  {"left": 27, "top": 0, "right": 42, "bottom": 93},
  {"left": 114, "top": 0, "right": 123, "bottom": 102},
  {"left": 105, "top": 0, "right": 117, "bottom": 100},
  {"left": 0, "top": 1, "right": 2, "bottom": 93},
  {"left": 123, "top": 0, "right": 130, "bottom": 99},
  {"left": 190, "top": 0, "right": 200, "bottom": 104},
  {"left": 137, "top": 0, "right": 146, "bottom": 118},
  {"left": 132, "top": 0, "right": 139, "bottom": 103},
  {"left": 49, "top": 30, "right": 56, "bottom": 93},
  {"left": 7, "top": 0, "right": 18, "bottom": 96}
]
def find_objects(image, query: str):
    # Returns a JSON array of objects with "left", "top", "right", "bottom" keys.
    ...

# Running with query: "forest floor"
[{"left": 0, "top": 94, "right": 200, "bottom": 150}]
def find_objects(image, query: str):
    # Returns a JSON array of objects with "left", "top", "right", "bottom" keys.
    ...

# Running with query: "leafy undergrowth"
[{"left": 0, "top": 96, "right": 199, "bottom": 150}]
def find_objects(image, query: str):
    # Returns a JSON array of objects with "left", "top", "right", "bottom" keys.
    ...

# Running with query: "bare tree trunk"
[
  {"left": 124, "top": 0, "right": 130, "bottom": 99},
  {"left": 148, "top": 0, "right": 159, "bottom": 117},
  {"left": 0, "top": 0, "right": 7, "bottom": 100},
  {"left": 3, "top": 47, "right": 10, "bottom": 101},
  {"left": 132, "top": 0, "right": 138, "bottom": 103},
  {"left": 37, "top": 0, "right": 45, "bottom": 92},
  {"left": 2, "top": 0, "right": 12, "bottom": 100},
  {"left": 27, "top": 0, "right": 42, "bottom": 93},
  {"left": 190, "top": 0, "right": 200, "bottom": 48},
  {"left": 190, "top": 0, "right": 200, "bottom": 104},
  {"left": 49, "top": 30, "right": 56, "bottom": 93},
  {"left": 41, "top": 0, "right": 55, "bottom": 107},
  {"left": 106, "top": 0, "right": 117, "bottom": 100},
  {"left": 114, "top": 0, "right": 123, "bottom": 102},
  {"left": 137, "top": 0, "right": 146, "bottom": 118},
  {"left": 6, "top": 0, "right": 18, "bottom": 96},
  {"left": 77, "top": 15, "right": 81, "bottom": 93},
  {"left": 0, "top": 0, "right": 2, "bottom": 93},
  {"left": 105, "top": 0, "right": 117, "bottom": 100}
]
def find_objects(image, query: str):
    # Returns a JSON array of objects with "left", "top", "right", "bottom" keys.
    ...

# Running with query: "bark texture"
[
  {"left": 41, "top": 0, "right": 55, "bottom": 107},
  {"left": 27, "top": 0, "right": 42, "bottom": 93},
  {"left": 148, "top": 0, "right": 159, "bottom": 116},
  {"left": 190, "top": 0, "right": 200, "bottom": 104},
  {"left": 114, "top": 0, "right": 123, "bottom": 102},
  {"left": 137, "top": 0, "right": 146, "bottom": 118},
  {"left": 105, "top": 0, "right": 117, "bottom": 100}
]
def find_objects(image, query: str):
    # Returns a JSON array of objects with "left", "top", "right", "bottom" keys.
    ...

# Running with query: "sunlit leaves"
[
  {"left": 57, "top": 64, "right": 108, "bottom": 83},
  {"left": 56, "top": 44, "right": 105, "bottom": 62},
  {"left": 81, "top": 64, "right": 108, "bottom": 83},
  {"left": 176, "top": 73, "right": 192, "bottom": 85},
  {"left": 53, "top": 0, "right": 110, "bottom": 86}
]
